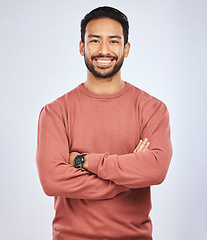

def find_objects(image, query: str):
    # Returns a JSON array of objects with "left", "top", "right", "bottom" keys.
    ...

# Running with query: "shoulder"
[
  {"left": 39, "top": 85, "right": 80, "bottom": 118},
  {"left": 129, "top": 83, "right": 165, "bottom": 108},
  {"left": 127, "top": 83, "right": 169, "bottom": 121}
]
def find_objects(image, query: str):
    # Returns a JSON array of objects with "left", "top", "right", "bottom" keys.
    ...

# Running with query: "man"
[{"left": 36, "top": 6, "right": 172, "bottom": 240}]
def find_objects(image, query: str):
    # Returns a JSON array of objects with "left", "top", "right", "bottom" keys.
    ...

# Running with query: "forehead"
[{"left": 85, "top": 18, "right": 124, "bottom": 37}]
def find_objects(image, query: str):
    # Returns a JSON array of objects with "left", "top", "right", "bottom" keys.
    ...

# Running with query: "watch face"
[{"left": 74, "top": 155, "right": 83, "bottom": 168}]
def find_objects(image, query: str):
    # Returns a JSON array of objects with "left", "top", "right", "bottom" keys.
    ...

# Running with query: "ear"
[
  {"left": 124, "top": 42, "right": 130, "bottom": 58},
  {"left": 79, "top": 41, "right": 84, "bottom": 56}
]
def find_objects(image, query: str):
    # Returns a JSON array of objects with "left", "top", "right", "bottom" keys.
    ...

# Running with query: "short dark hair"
[{"left": 81, "top": 6, "right": 129, "bottom": 45}]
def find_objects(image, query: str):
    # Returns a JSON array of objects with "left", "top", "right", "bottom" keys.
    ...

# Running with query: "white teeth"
[{"left": 97, "top": 60, "right": 111, "bottom": 64}]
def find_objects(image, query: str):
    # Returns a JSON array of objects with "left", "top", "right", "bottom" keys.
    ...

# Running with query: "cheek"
[
  {"left": 117, "top": 49, "right": 125, "bottom": 59},
  {"left": 85, "top": 48, "right": 96, "bottom": 60},
  {"left": 84, "top": 48, "right": 92, "bottom": 59},
  {"left": 112, "top": 46, "right": 125, "bottom": 58}
]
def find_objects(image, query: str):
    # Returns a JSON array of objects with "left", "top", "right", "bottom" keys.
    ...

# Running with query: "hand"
[{"left": 133, "top": 138, "right": 150, "bottom": 153}]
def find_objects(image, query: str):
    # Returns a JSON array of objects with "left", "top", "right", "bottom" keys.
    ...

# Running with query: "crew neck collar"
[{"left": 77, "top": 82, "right": 131, "bottom": 99}]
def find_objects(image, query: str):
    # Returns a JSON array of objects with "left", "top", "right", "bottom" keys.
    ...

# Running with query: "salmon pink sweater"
[{"left": 36, "top": 82, "right": 172, "bottom": 240}]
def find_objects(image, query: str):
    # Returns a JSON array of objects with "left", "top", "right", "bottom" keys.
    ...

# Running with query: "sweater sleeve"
[
  {"left": 36, "top": 103, "right": 129, "bottom": 200},
  {"left": 88, "top": 100, "right": 173, "bottom": 189}
]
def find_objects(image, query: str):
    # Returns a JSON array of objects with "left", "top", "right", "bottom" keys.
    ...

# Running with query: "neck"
[{"left": 83, "top": 71, "right": 125, "bottom": 94}]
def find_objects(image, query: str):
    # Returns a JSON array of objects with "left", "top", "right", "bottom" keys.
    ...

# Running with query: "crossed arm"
[
  {"left": 69, "top": 138, "right": 150, "bottom": 170},
  {"left": 36, "top": 100, "right": 172, "bottom": 199}
]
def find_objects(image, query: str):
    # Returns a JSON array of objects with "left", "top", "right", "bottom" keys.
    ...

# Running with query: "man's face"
[{"left": 80, "top": 18, "right": 130, "bottom": 79}]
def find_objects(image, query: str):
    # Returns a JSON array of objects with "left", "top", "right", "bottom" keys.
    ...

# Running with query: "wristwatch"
[{"left": 73, "top": 153, "right": 87, "bottom": 171}]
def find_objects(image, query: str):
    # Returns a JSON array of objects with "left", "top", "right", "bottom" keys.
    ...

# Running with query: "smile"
[
  {"left": 94, "top": 58, "right": 115, "bottom": 67},
  {"left": 97, "top": 60, "right": 111, "bottom": 64}
]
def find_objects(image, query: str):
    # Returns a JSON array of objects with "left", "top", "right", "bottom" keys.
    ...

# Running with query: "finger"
[
  {"left": 142, "top": 141, "right": 150, "bottom": 152},
  {"left": 134, "top": 138, "right": 149, "bottom": 152},
  {"left": 137, "top": 138, "right": 148, "bottom": 152},
  {"left": 133, "top": 139, "right": 143, "bottom": 152}
]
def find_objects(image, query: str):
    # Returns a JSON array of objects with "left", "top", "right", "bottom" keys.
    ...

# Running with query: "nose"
[{"left": 99, "top": 41, "right": 110, "bottom": 55}]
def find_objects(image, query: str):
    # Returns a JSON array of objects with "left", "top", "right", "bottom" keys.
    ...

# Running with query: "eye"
[
  {"left": 110, "top": 40, "right": 119, "bottom": 44},
  {"left": 90, "top": 39, "right": 99, "bottom": 43}
]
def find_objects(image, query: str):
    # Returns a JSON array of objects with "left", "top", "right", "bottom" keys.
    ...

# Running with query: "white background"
[{"left": 0, "top": 0, "right": 206, "bottom": 239}]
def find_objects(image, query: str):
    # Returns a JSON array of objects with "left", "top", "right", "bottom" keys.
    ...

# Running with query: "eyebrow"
[
  {"left": 109, "top": 35, "right": 122, "bottom": 39},
  {"left": 88, "top": 34, "right": 122, "bottom": 39}
]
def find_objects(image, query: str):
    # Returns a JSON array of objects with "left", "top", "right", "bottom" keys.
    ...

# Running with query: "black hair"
[{"left": 81, "top": 6, "right": 129, "bottom": 45}]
